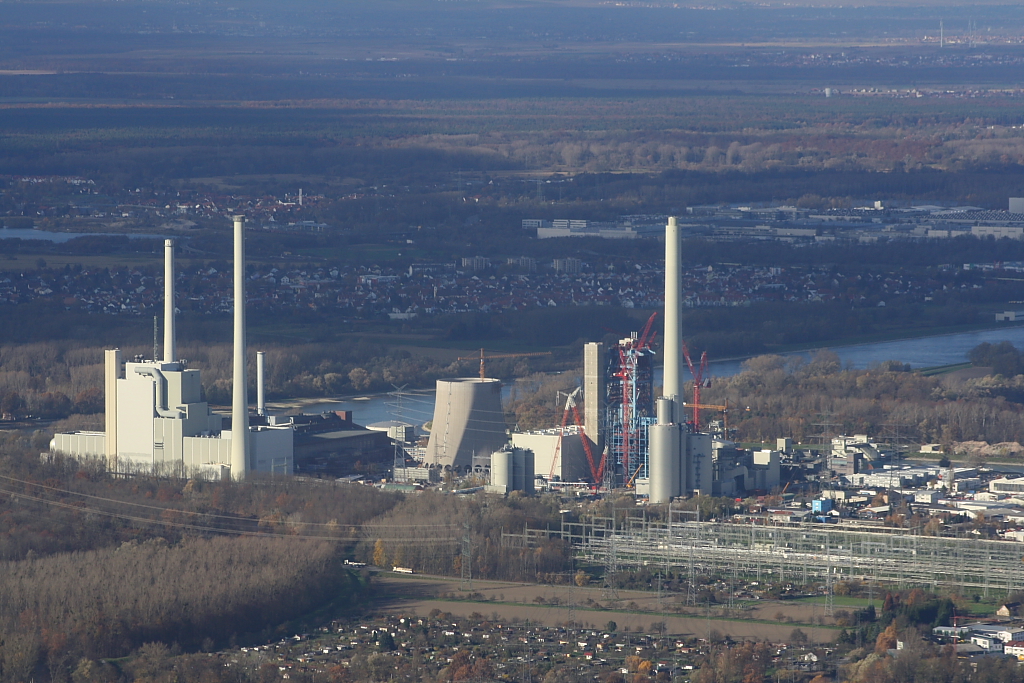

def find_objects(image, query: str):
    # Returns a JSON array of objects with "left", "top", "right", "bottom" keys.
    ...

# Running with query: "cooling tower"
[{"left": 425, "top": 378, "right": 507, "bottom": 471}]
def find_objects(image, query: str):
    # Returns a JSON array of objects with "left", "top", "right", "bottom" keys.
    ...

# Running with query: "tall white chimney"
[
  {"left": 650, "top": 216, "right": 686, "bottom": 503},
  {"left": 163, "top": 239, "right": 176, "bottom": 363},
  {"left": 256, "top": 351, "right": 266, "bottom": 417},
  {"left": 104, "top": 348, "right": 121, "bottom": 471},
  {"left": 663, "top": 216, "right": 682, "bottom": 405},
  {"left": 231, "top": 216, "right": 249, "bottom": 481}
]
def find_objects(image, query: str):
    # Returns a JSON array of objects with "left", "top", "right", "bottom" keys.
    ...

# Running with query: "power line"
[{"left": 0, "top": 473, "right": 455, "bottom": 530}]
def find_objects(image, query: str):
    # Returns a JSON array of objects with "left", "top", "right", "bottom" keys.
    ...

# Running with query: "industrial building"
[
  {"left": 602, "top": 328, "right": 657, "bottom": 486},
  {"left": 511, "top": 425, "right": 595, "bottom": 483},
  {"left": 511, "top": 216, "right": 779, "bottom": 500},
  {"left": 50, "top": 219, "right": 294, "bottom": 479}
]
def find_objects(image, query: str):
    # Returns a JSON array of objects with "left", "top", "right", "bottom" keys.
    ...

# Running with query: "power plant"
[
  {"left": 411, "top": 216, "right": 777, "bottom": 499},
  {"left": 50, "top": 215, "right": 777, "bottom": 498},
  {"left": 51, "top": 220, "right": 294, "bottom": 478}
]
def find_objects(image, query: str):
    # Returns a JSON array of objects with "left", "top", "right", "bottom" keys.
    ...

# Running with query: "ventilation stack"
[
  {"left": 256, "top": 351, "right": 266, "bottom": 417},
  {"left": 231, "top": 216, "right": 249, "bottom": 481},
  {"left": 163, "top": 239, "right": 176, "bottom": 363}
]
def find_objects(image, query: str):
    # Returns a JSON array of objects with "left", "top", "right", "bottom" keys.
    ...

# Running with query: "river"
[
  {"left": 292, "top": 325, "right": 1024, "bottom": 431},
  {"left": 0, "top": 228, "right": 166, "bottom": 242}
]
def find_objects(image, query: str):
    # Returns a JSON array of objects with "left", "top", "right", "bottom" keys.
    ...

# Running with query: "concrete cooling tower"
[{"left": 425, "top": 378, "right": 507, "bottom": 471}]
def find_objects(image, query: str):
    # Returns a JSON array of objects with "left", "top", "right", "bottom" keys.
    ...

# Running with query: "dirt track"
[{"left": 372, "top": 573, "right": 839, "bottom": 643}]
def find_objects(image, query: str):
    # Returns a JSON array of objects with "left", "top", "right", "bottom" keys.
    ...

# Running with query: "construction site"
[{"left": 414, "top": 216, "right": 777, "bottom": 502}]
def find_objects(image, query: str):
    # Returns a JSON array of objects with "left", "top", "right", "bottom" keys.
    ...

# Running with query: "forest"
[
  {"left": 701, "top": 347, "right": 1024, "bottom": 449},
  {"left": 0, "top": 427, "right": 579, "bottom": 682}
]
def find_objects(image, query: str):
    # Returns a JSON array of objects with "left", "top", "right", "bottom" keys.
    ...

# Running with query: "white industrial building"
[
  {"left": 50, "top": 221, "right": 293, "bottom": 479},
  {"left": 511, "top": 425, "right": 596, "bottom": 483}
]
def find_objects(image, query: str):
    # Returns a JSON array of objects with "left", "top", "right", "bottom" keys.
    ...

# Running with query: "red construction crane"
[
  {"left": 549, "top": 387, "right": 605, "bottom": 485},
  {"left": 682, "top": 342, "right": 710, "bottom": 429}
]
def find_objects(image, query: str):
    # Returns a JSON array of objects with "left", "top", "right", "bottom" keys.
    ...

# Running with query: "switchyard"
[{"left": 507, "top": 514, "right": 1024, "bottom": 596}]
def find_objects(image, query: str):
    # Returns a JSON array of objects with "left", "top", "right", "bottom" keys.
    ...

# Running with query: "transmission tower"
[
  {"left": 567, "top": 565, "right": 577, "bottom": 632},
  {"left": 602, "top": 536, "right": 619, "bottom": 600},
  {"left": 461, "top": 521, "right": 473, "bottom": 591},
  {"left": 687, "top": 542, "right": 697, "bottom": 606},
  {"left": 812, "top": 410, "right": 841, "bottom": 484},
  {"left": 727, "top": 562, "right": 735, "bottom": 612},
  {"left": 390, "top": 384, "right": 408, "bottom": 481}
]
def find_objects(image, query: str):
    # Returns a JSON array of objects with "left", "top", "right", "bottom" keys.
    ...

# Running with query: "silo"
[
  {"left": 648, "top": 422, "right": 680, "bottom": 504},
  {"left": 512, "top": 448, "right": 526, "bottom": 492},
  {"left": 425, "top": 378, "right": 507, "bottom": 470},
  {"left": 522, "top": 449, "right": 535, "bottom": 494},
  {"left": 491, "top": 449, "right": 512, "bottom": 492}
]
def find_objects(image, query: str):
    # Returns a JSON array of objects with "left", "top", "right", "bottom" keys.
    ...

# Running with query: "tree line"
[{"left": 700, "top": 347, "right": 1024, "bottom": 448}]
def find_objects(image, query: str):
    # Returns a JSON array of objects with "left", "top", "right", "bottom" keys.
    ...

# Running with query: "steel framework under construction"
[
  {"left": 604, "top": 314, "right": 657, "bottom": 486},
  {"left": 543, "top": 513, "right": 1024, "bottom": 595}
]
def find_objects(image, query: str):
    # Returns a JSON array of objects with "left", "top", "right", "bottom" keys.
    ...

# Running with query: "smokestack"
[
  {"left": 163, "top": 239, "right": 175, "bottom": 363},
  {"left": 663, "top": 216, "right": 682, "bottom": 408},
  {"left": 105, "top": 348, "right": 121, "bottom": 471},
  {"left": 231, "top": 216, "right": 249, "bottom": 481},
  {"left": 256, "top": 351, "right": 266, "bottom": 417}
]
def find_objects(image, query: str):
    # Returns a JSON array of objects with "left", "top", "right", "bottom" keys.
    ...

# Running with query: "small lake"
[{"left": 295, "top": 325, "right": 1024, "bottom": 430}]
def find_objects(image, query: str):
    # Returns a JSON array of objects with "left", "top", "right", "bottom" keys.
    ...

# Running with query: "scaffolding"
[
  {"left": 553, "top": 513, "right": 1024, "bottom": 593},
  {"left": 604, "top": 319, "right": 656, "bottom": 486}
]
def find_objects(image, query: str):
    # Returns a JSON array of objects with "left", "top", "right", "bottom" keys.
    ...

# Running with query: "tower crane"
[
  {"left": 457, "top": 348, "right": 552, "bottom": 380},
  {"left": 682, "top": 343, "right": 710, "bottom": 429},
  {"left": 681, "top": 399, "right": 730, "bottom": 437},
  {"left": 549, "top": 387, "right": 605, "bottom": 485}
]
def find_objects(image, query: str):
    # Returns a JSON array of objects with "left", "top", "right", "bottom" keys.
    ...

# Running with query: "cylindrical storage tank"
[
  {"left": 511, "top": 448, "right": 526, "bottom": 492},
  {"left": 648, "top": 423, "right": 681, "bottom": 504},
  {"left": 491, "top": 449, "right": 511, "bottom": 492},
  {"left": 424, "top": 378, "right": 507, "bottom": 470},
  {"left": 656, "top": 396, "right": 675, "bottom": 425},
  {"left": 522, "top": 449, "right": 535, "bottom": 495}
]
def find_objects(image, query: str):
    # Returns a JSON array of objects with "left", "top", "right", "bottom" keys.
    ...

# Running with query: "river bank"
[{"left": 264, "top": 325, "right": 1024, "bottom": 433}]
